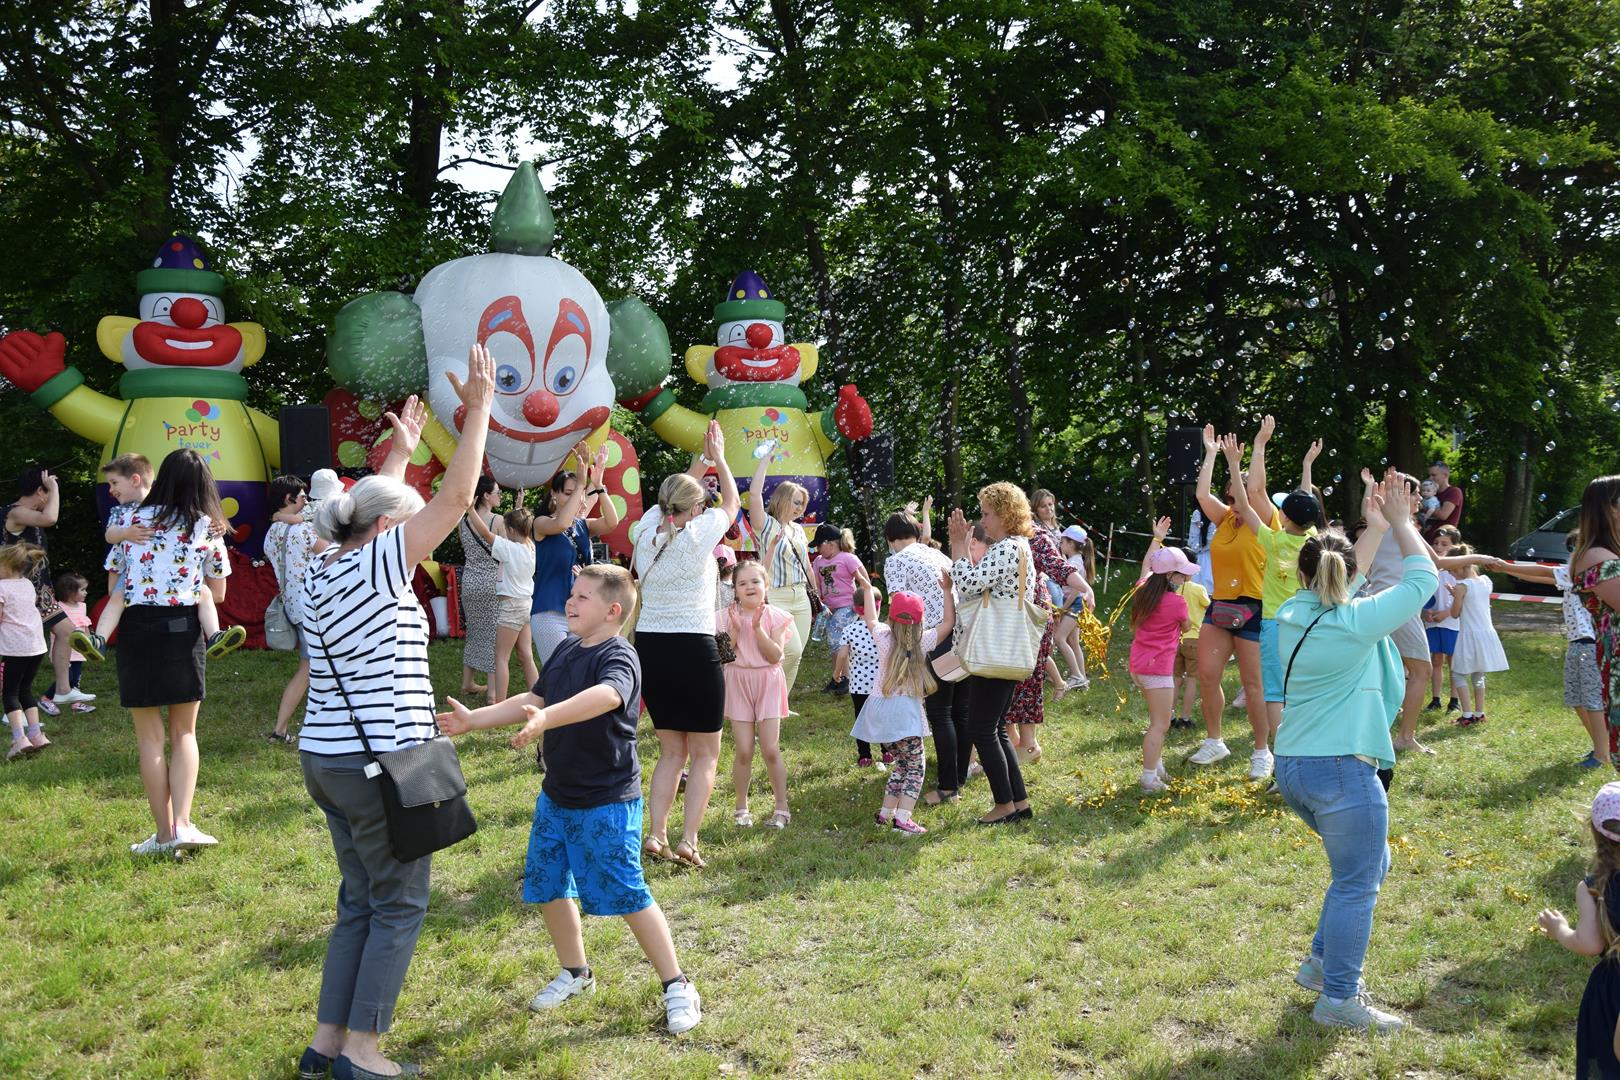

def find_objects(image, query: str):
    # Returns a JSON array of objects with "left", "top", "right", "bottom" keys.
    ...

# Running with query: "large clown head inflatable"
[
  {"left": 100, "top": 235, "right": 266, "bottom": 373},
  {"left": 690, "top": 269, "right": 817, "bottom": 390},
  {"left": 418, "top": 255, "right": 613, "bottom": 488}
]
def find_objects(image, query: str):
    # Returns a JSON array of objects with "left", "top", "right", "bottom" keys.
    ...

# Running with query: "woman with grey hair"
[{"left": 293, "top": 345, "right": 493, "bottom": 1080}]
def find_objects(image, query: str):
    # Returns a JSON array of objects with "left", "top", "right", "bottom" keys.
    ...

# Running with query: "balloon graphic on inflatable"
[
  {"left": 620, "top": 269, "right": 873, "bottom": 523},
  {"left": 327, "top": 163, "right": 671, "bottom": 490},
  {"left": 0, "top": 235, "right": 280, "bottom": 553}
]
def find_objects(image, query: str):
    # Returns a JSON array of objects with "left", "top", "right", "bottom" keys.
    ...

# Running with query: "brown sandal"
[
  {"left": 644, "top": 834, "right": 670, "bottom": 860},
  {"left": 671, "top": 839, "right": 705, "bottom": 868}
]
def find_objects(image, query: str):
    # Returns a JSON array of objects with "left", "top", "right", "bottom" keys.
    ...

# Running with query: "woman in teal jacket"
[{"left": 1273, "top": 478, "right": 1436, "bottom": 1035}]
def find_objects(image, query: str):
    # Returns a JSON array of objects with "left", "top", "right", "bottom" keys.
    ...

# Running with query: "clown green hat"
[
  {"left": 713, "top": 268, "right": 785, "bottom": 326},
  {"left": 136, "top": 235, "right": 227, "bottom": 298}
]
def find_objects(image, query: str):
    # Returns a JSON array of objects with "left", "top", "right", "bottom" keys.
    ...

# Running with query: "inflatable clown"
[
  {"left": 0, "top": 236, "right": 279, "bottom": 553},
  {"left": 621, "top": 270, "right": 872, "bottom": 523},
  {"left": 327, "top": 162, "right": 668, "bottom": 495}
]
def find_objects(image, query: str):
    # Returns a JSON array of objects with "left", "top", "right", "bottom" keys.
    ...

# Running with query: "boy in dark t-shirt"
[{"left": 439, "top": 564, "right": 702, "bottom": 1035}]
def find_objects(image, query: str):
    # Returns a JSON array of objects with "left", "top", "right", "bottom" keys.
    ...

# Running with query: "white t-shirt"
[
  {"left": 104, "top": 507, "right": 230, "bottom": 607},
  {"left": 883, "top": 542, "right": 953, "bottom": 630},
  {"left": 492, "top": 535, "right": 537, "bottom": 599},
  {"left": 1556, "top": 564, "right": 1597, "bottom": 641},
  {"left": 632, "top": 506, "right": 732, "bottom": 635},
  {"left": 298, "top": 528, "right": 436, "bottom": 757},
  {"left": 1431, "top": 570, "right": 1460, "bottom": 632}
]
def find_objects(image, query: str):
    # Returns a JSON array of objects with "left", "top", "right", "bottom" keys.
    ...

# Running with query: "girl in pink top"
[
  {"left": 723, "top": 561, "right": 797, "bottom": 829},
  {"left": 812, "top": 525, "right": 866, "bottom": 693},
  {"left": 0, "top": 544, "right": 51, "bottom": 760},
  {"left": 1130, "top": 540, "right": 1198, "bottom": 793}
]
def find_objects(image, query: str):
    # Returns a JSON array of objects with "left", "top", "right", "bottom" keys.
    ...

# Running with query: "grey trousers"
[{"left": 301, "top": 751, "right": 432, "bottom": 1034}]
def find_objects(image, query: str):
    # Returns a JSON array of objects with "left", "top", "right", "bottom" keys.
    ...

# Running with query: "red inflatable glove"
[
  {"left": 0, "top": 330, "right": 67, "bottom": 393},
  {"left": 834, "top": 384, "right": 873, "bottom": 441},
  {"left": 618, "top": 387, "right": 663, "bottom": 413}
]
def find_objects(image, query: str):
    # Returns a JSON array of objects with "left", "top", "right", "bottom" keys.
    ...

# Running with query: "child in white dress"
[{"left": 1448, "top": 546, "right": 1509, "bottom": 726}]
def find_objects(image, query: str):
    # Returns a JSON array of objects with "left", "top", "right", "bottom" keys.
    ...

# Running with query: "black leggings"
[
  {"left": 925, "top": 637, "right": 963, "bottom": 791},
  {"left": 2, "top": 652, "right": 44, "bottom": 714},
  {"left": 960, "top": 675, "right": 1026, "bottom": 805},
  {"left": 851, "top": 693, "right": 896, "bottom": 762}
]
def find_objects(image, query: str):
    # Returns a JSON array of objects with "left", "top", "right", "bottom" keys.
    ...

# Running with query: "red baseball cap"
[{"left": 888, "top": 592, "right": 925, "bottom": 625}]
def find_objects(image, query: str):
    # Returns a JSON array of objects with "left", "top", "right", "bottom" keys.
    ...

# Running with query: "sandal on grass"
[
  {"left": 734, "top": 809, "right": 754, "bottom": 827},
  {"left": 644, "top": 834, "right": 670, "bottom": 860},
  {"left": 671, "top": 839, "right": 705, "bottom": 868},
  {"left": 264, "top": 731, "right": 293, "bottom": 744},
  {"left": 923, "top": 789, "right": 959, "bottom": 806},
  {"left": 765, "top": 810, "right": 790, "bottom": 830}
]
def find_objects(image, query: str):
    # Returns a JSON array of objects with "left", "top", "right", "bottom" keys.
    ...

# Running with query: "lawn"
[{"left": 0, "top": 613, "right": 1602, "bottom": 1078}]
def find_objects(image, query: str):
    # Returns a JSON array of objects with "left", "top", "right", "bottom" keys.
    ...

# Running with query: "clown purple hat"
[
  {"left": 713, "top": 268, "right": 785, "bottom": 327},
  {"left": 137, "top": 235, "right": 226, "bottom": 298}
]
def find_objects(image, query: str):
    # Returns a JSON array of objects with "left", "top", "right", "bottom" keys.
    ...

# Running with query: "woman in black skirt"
[
  {"left": 107, "top": 450, "right": 232, "bottom": 856},
  {"left": 633, "top": 421, "right": 738, "bottom": 868}
]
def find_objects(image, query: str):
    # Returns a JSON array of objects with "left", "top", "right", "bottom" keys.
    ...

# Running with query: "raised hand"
[
  {"left": 448, "top": 343, "right": 496, "bottom": 413},
  {"left": 1201, "top": 423, "right": 1218, "bottom": 453},
  {"left": 436, "top": 696, "right": 476, "bottom": 736},
  {"left": 1151, "top": 515, "right": 1172, "bottom": 540},
  {"left": 383, "top": 395, "right": 427, "bottom": 460},
  {"left": 1304, "top": 438, "right": 1324, "bottom": 466},
  {"left": 1219, "top": 433, "right": 1243, "bottom": 465},
  {"left": 1361, "top": 479, "right": 1387, "bottom": 527},
  {"left": 511, "top": 705, "right": 547, "bottom": 749},
  {"left": 1379, "top": 477, "right": 1414, "bottom": 527},
  {"left": 1255, "top": 414, "right": 1276, "bottom": 444},
  {"left": 947, "top": 508, "right": 971, "bottom": 555}
]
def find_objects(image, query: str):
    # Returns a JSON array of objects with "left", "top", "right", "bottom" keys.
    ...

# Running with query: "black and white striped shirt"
[{"left": 297, "top": 528, "right": 437, "bottom": 757}]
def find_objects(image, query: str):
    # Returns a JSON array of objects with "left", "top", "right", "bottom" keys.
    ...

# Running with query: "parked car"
[{"left": 1503, "top": 506, "right": 1577, "bottom": 595}]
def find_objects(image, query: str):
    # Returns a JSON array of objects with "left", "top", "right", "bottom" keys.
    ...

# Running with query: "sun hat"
[
  {"left": 888, "top": 591, "right": 925, "bottom": 625},
  {"left": 713, "top": 544, "right": 737, "bottom": 567},
  {"left": 1147, "top": 546, "right": 1200, "bottom": 578},
  {"left": 1060, "top": 524, "right": 1089, "bottom": 545},
  {"left": 307, "top": 468, "right": 342, "bottom": 504},
  {"left": 1593, "top": 782, "right": 1620, "bottom": 841}
]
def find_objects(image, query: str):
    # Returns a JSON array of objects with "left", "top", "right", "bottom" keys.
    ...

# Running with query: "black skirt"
[
  {"left": 117, "top": 604, "right": 205, "bottom": 708},
  {"left": 636, "top": 632, "right": 724, "bottom": 733}
]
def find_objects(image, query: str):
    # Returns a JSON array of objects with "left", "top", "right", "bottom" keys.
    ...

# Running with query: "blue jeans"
[{"left": 1274, "top": 755, "right": 1391, "bottom": 999}]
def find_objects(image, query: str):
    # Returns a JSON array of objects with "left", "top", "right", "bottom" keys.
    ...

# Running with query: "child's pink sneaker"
[
  {"left": 881, "top": 751, "right": 896, "bottom": 765},
  {"left": 891, "top": 817, "right": 927, "bottom": 836}
]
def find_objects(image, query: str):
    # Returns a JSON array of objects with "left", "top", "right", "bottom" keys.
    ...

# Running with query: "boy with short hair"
[
  {"left": 438, "top": 563, "right": 702, "bottom": 1034},
  {"left": 72, "top": 453, "right": 246, "bottom": 662}
]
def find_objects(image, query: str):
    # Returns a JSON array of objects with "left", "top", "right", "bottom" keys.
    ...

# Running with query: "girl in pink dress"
[{"left": 723, "top": 561, "right": 796, "bottom": 829}]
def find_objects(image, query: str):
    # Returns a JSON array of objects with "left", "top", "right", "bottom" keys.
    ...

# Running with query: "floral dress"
[
  {"left": 1580, "top": 559, "right": 1620, "bottom": 728},
  {"left": 1004, "top": 527, "right": 1071, "bottom": 727}
]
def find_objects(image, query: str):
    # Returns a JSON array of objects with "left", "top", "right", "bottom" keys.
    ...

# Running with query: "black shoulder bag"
[
  {"left": 1283, "top": 605, "right": 1394, "bottom": 793},
  {"left": 311, "top": 621, "right": 477, "bottom": 862}
]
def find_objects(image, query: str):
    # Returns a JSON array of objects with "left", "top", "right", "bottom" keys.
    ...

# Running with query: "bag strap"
[
  {"left": 462, "top": 511, "right": 492, "bottom": 557},
  {"left": 1283, "top": 605, "right": 1335, "bottom": 697}
]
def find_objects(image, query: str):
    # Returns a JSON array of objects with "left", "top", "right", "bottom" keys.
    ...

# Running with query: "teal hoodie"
[{"left": 1274, "top": 554, "right": 1438, "bottom": 768}]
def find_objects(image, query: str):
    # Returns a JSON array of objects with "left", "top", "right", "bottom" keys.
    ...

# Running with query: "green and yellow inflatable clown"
[
  {"left": 621, "top": 269, "right": 872, "bottom": 524},
  {"left": 0, "top": 237, "right": 278, "bottom": 553}
]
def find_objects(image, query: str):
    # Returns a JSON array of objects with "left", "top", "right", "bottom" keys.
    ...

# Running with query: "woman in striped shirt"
[
  {"left": 748, "top": 453, "right": 822, "bottom": 696},
  {"left": 293, "top": 345, "right": 493, "bottom": 1080}
]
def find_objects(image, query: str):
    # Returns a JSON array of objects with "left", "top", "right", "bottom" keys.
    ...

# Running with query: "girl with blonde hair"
[
  {"left": 723, "top": 560, "right": 795, "bottom": 829},
  {"left": 749, "top": 453, "right": 822, "bottom": 695}
]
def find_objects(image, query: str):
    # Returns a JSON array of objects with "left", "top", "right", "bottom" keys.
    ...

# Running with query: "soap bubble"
[
  {"left": 1219, "top": 262, "right": 1229, "bottom": 272},
  {"left": 1519, "top": 451, "right": 1529, "bottom": 460},
  {"left": 1306, "top": 297, "right": 1320, "bottom": 309},
  {"left": 1532, "top": 399, "right": 1543, "bottom": 410},
  {"left": 1545, "top": 441, "right": 1556, "bottom": 451},
  {"left": 1374, "top": 264, "right": 1385, "bottom": 275},
  {"left": 1379, "top": 311, "right": 1389, "bottom": 320},
  {"left": 1539, "top": 492, "right": 1548, "bottom": 501},
  {"left": 1471, "top": 473, "right": 1481, "bottom": 482},
  {"left": 1475, "top": 239, "right": 1484, "bottom": 248},
  {"left": 1538, "top": 153, "right": 1549, "bottom": 165},
  {"left": 1323, "top": 487, "right": 1334, "bottom": 496},
  {"left": 1379, "top": 338, "right": 1395, "bottom": 350},
  {"left": 1404, "top": 298, "right": 1413, "bottom": 307}
]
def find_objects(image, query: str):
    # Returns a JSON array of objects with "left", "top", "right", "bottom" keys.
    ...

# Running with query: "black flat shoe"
[
  {"left": 332, "top": 1056, "right": 422, "bottom": 1080},
  {"left": 299, "top": 1047, "right": 334, "bottom": 1079},
  {"left": 977, "top": 812, "right": 1016, "bottom": 826},
  {"left": 1010, "top": 807, "right": 1034, "bottom": 822}
]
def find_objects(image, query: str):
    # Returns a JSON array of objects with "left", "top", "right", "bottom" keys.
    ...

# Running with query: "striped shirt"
[
  {"left": 757, "top": 515, "right": 810, "bottom": 589},
  {"left": 297, "top": 527, "right": 437, "bottom": 757}
]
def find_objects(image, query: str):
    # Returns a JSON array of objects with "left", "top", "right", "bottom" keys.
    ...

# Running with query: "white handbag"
[
  {"left": 932, "top": 539, "right": 1049, "bottom": 682},
  {"left": 263, "top": 535, "right": 301, "bottom": 652}
]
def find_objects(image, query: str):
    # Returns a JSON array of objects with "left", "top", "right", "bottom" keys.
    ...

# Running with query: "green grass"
[{"left": 0, "top": 616, "right": 1601, "bottom": 1078}]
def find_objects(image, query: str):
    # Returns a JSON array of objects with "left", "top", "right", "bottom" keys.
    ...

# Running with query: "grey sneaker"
[
  {"left": 1188, "top": 738, "right": 1231, "bottom": 765},
  {"left": 1294, "top": 955, "right": 1366, "bottom": 995},
  {"left": 1311, "top": 992, "right": 1405, "bottom": 1033},
  {"left": 529, "top": 969, "right": 595, "bottom": 1011}
]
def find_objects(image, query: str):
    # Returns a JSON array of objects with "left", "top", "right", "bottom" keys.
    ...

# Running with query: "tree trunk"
[
  {"left": 398, "top": 4, "right": 450, "bottom": 216},
  {"left": 995, "top": 237, "right": 1033, "bottom": 482},
  {"left": 1131, "top": 335, "right": 1155, "bottom": 521},
  {"left": 1383, "top": 391, "right": 1422, "bottom": 476},
  {"left": 1499, "top": 427, "right": 1534, "bottom": 553}
]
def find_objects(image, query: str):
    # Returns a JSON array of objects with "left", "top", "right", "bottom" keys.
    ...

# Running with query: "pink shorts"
[
  {"left": 1131, "top": 672, "right": 1175, "bottom": 691},
  {"left": 723, "top": 664, "right": 789, "bottom": 724}
]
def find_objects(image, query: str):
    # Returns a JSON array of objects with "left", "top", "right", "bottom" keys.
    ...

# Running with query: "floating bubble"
[
  {"left": 1546, "top": 441, "right": 1556, "bottom": 451},
  {"left": 1532, "top": 399, "right": 1543, "bottom": 410},
  {"left": 1333, "top": 474, "right": 1342, "bottom": 483},
  {"left": 1519, "top": 451, "right": 1529, "bottom": 460},
  {"left": 1286, "top": 321, "right": 1296, "bottom": 330},
  {"left": 1306, "top": 297, "right": 1320, "bottom": 308},
  {"left": 1471, "top": 473, "right": 1481, "bottom": 482},
  {"left": 1347, "top": 383, "right": 1356, "bottom": 391},
  {"left": 1379, "top": 338, "right": 1395, "bottom": 350},
  {"left": 1538, "top": 153, "right": 1549, "bottom": 165},
  {"left": 1379, "top": 311, "right": 1388, "bottom": 320},
  {"left": 1374, "top": 264, "right": 1385, "bottom": 275},
  {"left": 1219, "top": 262, "right": 1229, "bottom": 272},
  {"left": 1539, "top": 492, "right": 1548, "bottom": 502},
  {"left": 1476, "top": 239, "right": 1485, "bottom": 248},
  {"left": 1404, "top": 298, "right": 1413, "bottom": 307}
]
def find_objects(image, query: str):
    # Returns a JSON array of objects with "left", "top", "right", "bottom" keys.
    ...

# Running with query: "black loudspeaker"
[
  {"left": 847, "top": 432, "right": 894, "bottom": 489},
  {"left": 280, "top": 405, "right": 332, "bottom": 479},
  {"left": 1167, "top": 425, "right": 1203, "bottom": 486}
]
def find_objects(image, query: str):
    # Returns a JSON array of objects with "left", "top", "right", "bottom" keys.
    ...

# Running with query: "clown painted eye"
[
  {"left": 153, "top": 297, "right": 173, "bottom": 319},
  {"left": 495, "top": 364, "right": 523, "bottom": 392},
  {"left": 549, "top": 365, "right": 577, "bottom": 394}
]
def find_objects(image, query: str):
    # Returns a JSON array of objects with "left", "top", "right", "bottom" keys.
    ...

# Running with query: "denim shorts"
[
  {"left": 1259, "top": 618, "right": 1285, "bottom": 703},
  {"left": 825, "top": 605, "right": 859, "bottom": 651},
  {"left": 523, "top": 792, "right": 654, "bottom": 916}
]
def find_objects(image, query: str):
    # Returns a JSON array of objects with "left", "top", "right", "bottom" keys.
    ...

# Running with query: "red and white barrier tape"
[{"left": 1491, "top": 593, "right": 1562, "bottom": 604}]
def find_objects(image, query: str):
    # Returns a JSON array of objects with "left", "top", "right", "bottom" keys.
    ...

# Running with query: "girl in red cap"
[{"left": 850, "top": 576, "right": 954, "bottom": 834}]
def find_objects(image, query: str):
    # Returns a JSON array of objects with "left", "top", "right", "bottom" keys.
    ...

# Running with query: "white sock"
[
  {"left": 893, "top": 808, "right": 912, "bottom": 824},
  {"left": 877, "top": 806, "right": 895, "bottom": 821}
]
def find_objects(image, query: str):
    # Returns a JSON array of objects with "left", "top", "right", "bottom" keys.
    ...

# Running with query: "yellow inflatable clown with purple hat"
[{"left": 0, "top": 236, "right": 278, "bottom": 553}]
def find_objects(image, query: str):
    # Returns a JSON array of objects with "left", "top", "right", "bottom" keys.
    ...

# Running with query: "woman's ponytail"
[{"left": 1297, "top": 530, "right": 1356, "bottom": 607}]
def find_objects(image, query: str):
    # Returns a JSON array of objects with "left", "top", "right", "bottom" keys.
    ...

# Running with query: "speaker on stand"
[
  {"left": 847, "top": 432, "right": 894, "bottom": 490},
  {"left": 1166, "top": 424, "right": 1203, "bottom": 541},
  {"left": 279, "top": 405, "right": 332, "bottom": 480}
]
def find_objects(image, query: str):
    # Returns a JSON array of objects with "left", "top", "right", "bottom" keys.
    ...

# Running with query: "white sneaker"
[
  {"left": 1140, "top": 771, "right": 1169, "bottom": 793},
  {"left": 130, "top": 834, "right": 176, "bottom": 857},
  {"left": 1188, "top": 739, "right": 1231, "bottom": 765},
  {"left": 54, "top": 687, "right": 95, "bottom": 705},
  {"left": 529, "top": 970, "right": 595, "bottom": 1011},
  {"left": 1064, "top": 674, "right": 1090, "bottom": 690},
  {"left": 1155, "top": 762, "right": 1170, "bottom": 782},
  {"left": 663, "top": 976, "right": 702, "bottom": 1034},
  {"left": 1312, "top": 992, "right": 1405, "bottom": 1034},
  {"left": 1249, "top": 748, "right": 1274, "bottom": 780},
  {"left": 174, "top": 824, "right": 219, "bottom": 849}
]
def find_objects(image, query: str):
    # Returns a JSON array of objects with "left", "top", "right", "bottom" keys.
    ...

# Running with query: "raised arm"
[
  {"left": 855, "top": 563, "right": 879, "bottom": 627},
  {"left": 8, "top": 471, "right": 60, "bottom": 529},
  {"left": 747, "top": 450, "right": 772, "bottom": 535},
  {"left": 1142, "top": 515, "right": 1171, "bottom": 579},
  {"left": 706, "top": 420, "right": 740, "bottom": 525},
  {"left": 1352, "top": 477, "right": 1392, "bottom": 577},
  {"left": 920, "top": 495, "right": 934, "bottom": 544},
  {"left": 583, "top": 447, "right": 622, "bottom": 538},
  {"left": 752, "top": 607, "right": 791, "bottom": 665},
  {"left": 1301, "top": 438, "right": 1323, "bottom": 494},
  {"left": 465, "top": 506, "right": 496, "bottom": 543},
  {"left": 1222, "top": 435, "right": 1265, "bottom": 533},
  {"left": 376, "top": 397, "right": 427, "bottom": 483},
  {"left": 1195, "top": 424, "right": 1229, "bottom": 521},
  {"left": 1247, "top": 414, "right": 1275, "bottom": 506},
  {"left": 404, "top": 345, "right": 495, "bottom": 568}
]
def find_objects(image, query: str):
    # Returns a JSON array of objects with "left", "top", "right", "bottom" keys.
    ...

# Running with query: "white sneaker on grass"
[
  {"left": 1188, "top": 739, "right": 1230, "bottom": 765},
  {"left": 174, "top": 824, "right": 218, "bottom": 849},
  {"left": 663, "top": 976, "right": 702, "bottom": 1034},
  {"left": 1249, "top": 748, "right": 1274, "bottom": 780},
  {"left": 529, "top": 970, "right": 595, "bottom": 1011},
  {"left": 1140, "top": 770, "right": 1169, "bottom": 793},
  {"left": 54, "top": 687, "right": 95, "bottom": 705},
  {"left": 130, "top": 834, "right": 176, "bottom": 857},
  {"left": 1311, "top": 992, "right": 1404, "bottom": 1034}
]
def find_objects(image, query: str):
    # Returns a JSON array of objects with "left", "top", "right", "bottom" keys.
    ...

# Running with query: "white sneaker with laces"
[
  {"left": 174, "top": 824, "right": 219, "bottom": 849},
  {"left": 130, "top": 834, "right": 176, "bottom": 857},
  {"left": 1140, "top": 771, "right": 1169, "bottom": 793},
  {"left": 663, "top": 976, "right": 702, "bottom": 1034},
  {"left": 54, "top": 687, "right": 95, "bottom": 705},
  {"left": 1311, "top": 992, "right": 1404, "bottom": 1034},
  {"left": 1249, "top": 748, "right": 1274, "bottom": 780},
  {"left": 1064, "top": 674, "right": 1090, "bottom": 690},
  {"left": 1188, "top": 739, "right": 1230, "bottom": 765},
  {"left": 529, "top": 970, "right": 595, "bottom": 1011}
]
